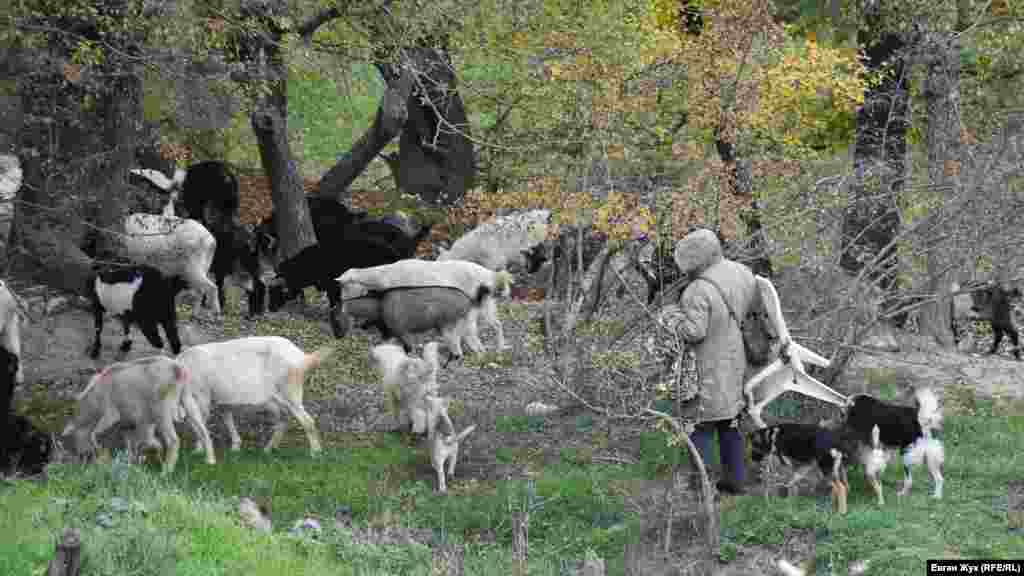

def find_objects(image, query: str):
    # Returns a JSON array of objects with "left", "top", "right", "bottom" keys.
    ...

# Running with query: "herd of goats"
[{"left": 0, "top": 157, "right": 1016, "bottom": 509}]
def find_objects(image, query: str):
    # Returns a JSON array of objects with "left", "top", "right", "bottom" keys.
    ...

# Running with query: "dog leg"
[
  {"left": 926, "top": 441, "right": 945, "bottom": 499},
  {"left": 436, "top": 454, "right": 448, "bottom": 493},
  {"left": 868, "top": 470, "right": 885, "bottom": 506},
  {"left": 831, "top": 479, "right": 848, "bottom": 515},
  {"left": 897, "top": 449, "right": 915, "bottom": 498}
]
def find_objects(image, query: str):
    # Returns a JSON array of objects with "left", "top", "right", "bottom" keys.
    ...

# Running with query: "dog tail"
[
  {"left": 444, "top": 424, "right": 477, "bottom": 447},
  {"left": 863, "top": 425, "right": 889, "bottom": 478},
  {"left": 776, "top": 559, "right": 808, "bottom": 576},
  {"left": 914, "top": 387, "right": 942, "bottom": 435},
  {"left": 906, "top": 436, "right": 945, "bottom": 469}
]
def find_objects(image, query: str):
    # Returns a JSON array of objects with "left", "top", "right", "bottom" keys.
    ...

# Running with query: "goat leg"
[
  {"left": 162, "top": 314, "right": 183, "bottom": 355},
  {"left": 89, "top": 304, "right": 105, "bottom": 359},
  {"left": 137, "top": 321, "right": 165, "bottom": 352},
  {"left": 118, "top": 316, "right": 134, "bottom": 355}
]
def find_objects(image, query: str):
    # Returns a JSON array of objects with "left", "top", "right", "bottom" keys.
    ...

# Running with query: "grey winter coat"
[{"left": 674, "top": 229, "right": 758, "bottom": 422}]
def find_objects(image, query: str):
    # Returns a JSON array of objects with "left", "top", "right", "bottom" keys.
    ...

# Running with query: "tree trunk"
[
  {"left": 317, "top": 68, "right": 414, "bottom": 203},
  {"left": 843, "top": 13, "right": 906, "bottom": 305},
  {"left": 95, "top": 75, "right": 143, "bottom": 257},
  {"left": 319, "top": 47, "right": 475, "bottom": 206},
  {"left": 240, "top": 0, "right": 316, "bottom": 262},
  {"left": 252, "top": 109, "right": 317, "bottom": 262},
  {"left": 918, "top": 32, "right": 962, "bottom": 348}
]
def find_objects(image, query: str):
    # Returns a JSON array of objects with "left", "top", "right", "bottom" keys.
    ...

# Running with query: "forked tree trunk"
[
  {"left": 318, "top": 69, "right": 414, "bottom": 202},
  {"left": 918, "top": 31, "right": 962, "bottom": 349},
  {"left": 240, "top": 0, "right": 317, "bottom": 262},
  {"left": 252, "top": 109, "right": 317, "bottom": 262},
  {"left": 319, "top": 47, "right": 475, "bottom": 207},
  {"left": 843, "top": 9, "right": 907, "bottom": 315}
]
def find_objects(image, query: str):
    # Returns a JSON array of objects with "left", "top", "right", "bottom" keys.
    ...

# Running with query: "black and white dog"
[
  {"left": 842, "top": 388, "right": 945, "bottom": 503},
  {"left": 750, "top": 422, "right": 889, "bottom": 511}
]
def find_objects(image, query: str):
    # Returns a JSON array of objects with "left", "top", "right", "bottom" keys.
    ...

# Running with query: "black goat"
[
  {"left": 952, "top": 281, "right": 1022, "bottom": 359},
  {"left": 1, "top": 347, "right": 51, "bottom": 476},
  {"left": 267, "top": 235, "right": 406, "bottom": 337},
  {"left": 207, "top": 221, "right": 269, "bottom": 318},
  {"left": 181, "top": 161, "right": 240, "bottom": 225},
  {"left": 89, "top": 265, "right": 189, "bottom": 359}
]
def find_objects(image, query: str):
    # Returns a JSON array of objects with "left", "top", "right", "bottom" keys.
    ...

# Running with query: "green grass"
[{"left": 722, "top": 387, "right": 1024, "bottom": 574}]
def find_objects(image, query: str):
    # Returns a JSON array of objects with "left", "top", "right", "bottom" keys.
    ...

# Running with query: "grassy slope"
[
  {"left": 3, "top": 289, "right": 1022, "bottom": 574},
  {"left": 3, "top": 72, "right": 1023, "bottom": 574}
]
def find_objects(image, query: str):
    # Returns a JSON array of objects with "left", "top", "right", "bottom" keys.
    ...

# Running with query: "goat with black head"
[{"left": 89, "top": 265, "right": 189, "bottom": 359}]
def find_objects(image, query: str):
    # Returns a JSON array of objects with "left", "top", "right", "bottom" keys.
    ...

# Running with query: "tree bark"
[
  {"left": 843, "top": 9, "right": 906, "bottom": 308},
  {"left": 95, "top": 75, "right": 143, "bottom": 257},
  {"left": 319, "top": 47, "right": 475, "bottom": 206},
  {"left": 918, "top": 31, "right": 962, "bottom": 349},
  {"left": 240, "top": 0, "right": 316, "bottom": 262},
  {"left": 252, "top": 110, "right": 317, "bottom": 262},
  {"left": 317, "top": 69, "right": 414, "bottom": 203}
]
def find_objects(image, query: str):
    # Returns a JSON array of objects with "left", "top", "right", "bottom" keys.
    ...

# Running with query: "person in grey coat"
[{"left": 674, "top": 228, "right": 758, "bottom": 494}]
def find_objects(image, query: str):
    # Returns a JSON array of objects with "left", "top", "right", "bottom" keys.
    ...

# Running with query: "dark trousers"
[{"left": 690, "top": 418, "right": 746, "bottom": 485}]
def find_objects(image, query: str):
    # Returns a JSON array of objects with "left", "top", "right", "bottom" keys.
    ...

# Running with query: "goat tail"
[
  {"left": 870, "top": 424, "right": 881, "bottom": 450},
  {"left": 302, "top": 345, "right": 335, "bottom": 374},
  {"left": 914, "top": 387, "right": 942, "bottom": 434},
  {"left": 173, "top": 362, "right": 189, "bottom": 384},
  {"left": 494, "top": 270, "right": 513, "bottom": 299}
]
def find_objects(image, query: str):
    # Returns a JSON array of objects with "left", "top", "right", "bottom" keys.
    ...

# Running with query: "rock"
[
  {"left": 96, "top": 512, "right": 117, "bottom": 529},
  {"left": 860, "top": 323, "right": 899, "bottom": 352},
  {"left": 45, "top": 296, "right": 69, "bottom": 314},
  {"left": 289, "top": 517, "right": 322, "bottom": 538},
  {"left": 525, "top": 401, "right": 559, "bottom": 417},
  {"left": 238, "top": 497, "right": 272, "bottom": 533},
  {"left": 579, "top": 550, "right": 605, "bottom": 576}
]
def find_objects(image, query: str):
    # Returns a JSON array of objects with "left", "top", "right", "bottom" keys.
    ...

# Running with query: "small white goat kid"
[
  {"left": 438, "top": 209, "right": 551, "bottom": 272},
  {"left": 121, "top": 213, "right": 221, "bottom": 315},
  {"left": 0, "top": 280, "right": 25, "bottom": 384},
  {"left": 62, "top": 355, "right": 215, "bottom": 474},
  {"left": 371, "top": 341, "right": 443, "bottom": 434},
  {"left": 176, "top": 336, "right": 333, "bottom": 456}
]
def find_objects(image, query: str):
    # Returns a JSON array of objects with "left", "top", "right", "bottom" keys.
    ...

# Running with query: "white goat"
[
  {"left": 438, "top": 209, "right": 551, "bottom": 272},
  {"left": 371, "top": 341, "right": 445, "bottom": 434},
  {"left": 339, "top": 259, "right": 513, "bottom": 353},
  {"left": 176, "top": 336, "right": 333, "bottom": 456},
  {"left": 0, "top": 280, "right": 25, "bottom": 384},
  {"left": 130, "top": 168, "right": 186, "bottom": 217},
  {"left": 62, "top": 355, "right": 215, "bottom": 474},
  {"left": 121, "top": 213, "right": 221, "bottom": 315}
]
